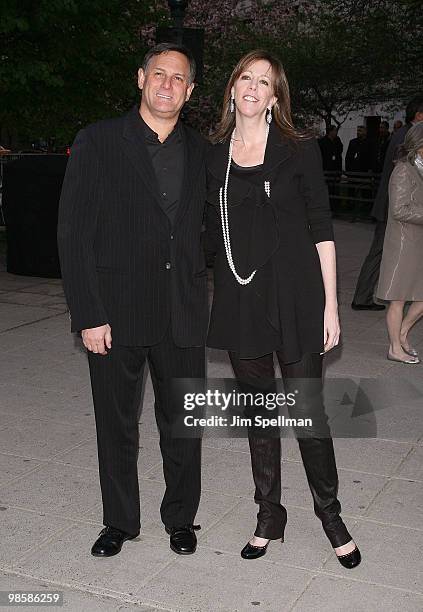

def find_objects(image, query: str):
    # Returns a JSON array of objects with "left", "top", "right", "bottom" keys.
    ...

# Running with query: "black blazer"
[
  {"left": 205, "top": 124, "right": 334, "bottom": 362},
  {"left": 57, "top": 106, "right": 209, "bottom": 347}
]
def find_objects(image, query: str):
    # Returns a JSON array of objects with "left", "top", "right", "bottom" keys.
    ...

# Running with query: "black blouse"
[{"left": 205, "top": 123, "right": 334, "bottom": 363}]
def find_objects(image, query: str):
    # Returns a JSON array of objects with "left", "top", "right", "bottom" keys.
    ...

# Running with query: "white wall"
[{"left": 318, "top": 101, "right": 405, "bottom": 162}]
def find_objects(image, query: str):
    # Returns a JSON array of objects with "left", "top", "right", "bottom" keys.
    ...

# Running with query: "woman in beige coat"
[{"left": 376, "top": 122, "right": 423, "bottom": 363}]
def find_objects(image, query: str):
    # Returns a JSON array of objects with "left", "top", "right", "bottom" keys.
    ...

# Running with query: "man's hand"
[{"left": 81, "top": 324, "right": 112, "bottom": 355}]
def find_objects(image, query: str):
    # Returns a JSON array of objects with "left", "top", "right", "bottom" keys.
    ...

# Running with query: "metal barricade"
[{"left": 324, "top": 171, "right": 381, "bottom": 222}]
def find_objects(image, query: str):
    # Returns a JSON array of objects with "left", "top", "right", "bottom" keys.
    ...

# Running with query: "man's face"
[
  {"left": 357, "top": 127, "right": 366, "bottom": 139},
  {"left": 138, "top": 51, "right": 194, "bottom": 120}
]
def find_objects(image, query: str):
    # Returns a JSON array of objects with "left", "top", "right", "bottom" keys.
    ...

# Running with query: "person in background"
[
  {"left": 380, "top": 121, "right": 391, "bottom": 139},
  {"left": 376, "top": 123, "right": 423, "bottom": 363},
  {"left": 318, "top": 125, "right": 343, "bottom": 172},
  {"left": 370, "top": 121, "right": 391, "bottom": 173},
  {"left": 351, "top": 94, "right": 423, "bottom": 310},
  {"left": 393, "top": 119, "right": 404, "bottom": 132},
  {"left": 345, "top": 126, "right": 371, "bottom": 172},
  {"left": 318, "top": 125, "right": 343, "bottom": 209}
]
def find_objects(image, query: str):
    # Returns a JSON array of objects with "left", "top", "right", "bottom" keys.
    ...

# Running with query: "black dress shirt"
[
  {"left": 217, "top": 161, "right": 283, "bottom": 357},
  {"left": 231, "top": 160, "right": 263, "bottom": 184},
  {"left": 140, "top": 115, "right": 184, "bottom": 226}
]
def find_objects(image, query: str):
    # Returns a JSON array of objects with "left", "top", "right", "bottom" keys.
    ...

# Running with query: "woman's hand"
[{"left": 323, "top": 306, "right": 340, "bottom": 352}]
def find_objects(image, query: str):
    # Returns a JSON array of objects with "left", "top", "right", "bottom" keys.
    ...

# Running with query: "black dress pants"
[
  {"left": 88, "top": 327, "right": 205, "bottom": 535},
  {"left": 353, "top": 220, "right": 386, "bottom": 306},
  {"left": 229, "top": 351, "right": 352, "bottom": 548}
]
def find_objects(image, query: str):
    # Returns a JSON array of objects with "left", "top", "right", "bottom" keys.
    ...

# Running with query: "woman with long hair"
[
  {"left": 205, "top": 50, "right": 361, "bottom": 568},
  {"left": 376, "top": 122, "right": 423, "bottom": 362}
]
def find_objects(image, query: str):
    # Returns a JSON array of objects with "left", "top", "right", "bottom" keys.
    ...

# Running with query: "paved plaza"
[{"left": 0, "top": 219, "right": 422, "bottom": 611}]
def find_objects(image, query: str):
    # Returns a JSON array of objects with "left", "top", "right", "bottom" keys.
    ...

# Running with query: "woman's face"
[{"left": 231, "top": 59, "right": 277, "bottom": 121}]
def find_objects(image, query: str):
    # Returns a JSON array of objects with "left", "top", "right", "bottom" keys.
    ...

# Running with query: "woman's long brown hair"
[{"left": 211, "top": 49, "right": 309, "bottom": 144}]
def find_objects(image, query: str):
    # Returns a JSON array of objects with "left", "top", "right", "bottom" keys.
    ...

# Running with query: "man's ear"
[
  {"left": 185, "top": 82, "right": 195, "bottom": 102},
  {"left": 137, "top": 68, "right": 145, "bottom": 91}
]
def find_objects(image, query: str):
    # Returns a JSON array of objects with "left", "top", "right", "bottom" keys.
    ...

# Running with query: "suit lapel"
[{"left": 120, "top": 106, "right": 162, "bottom": 208}]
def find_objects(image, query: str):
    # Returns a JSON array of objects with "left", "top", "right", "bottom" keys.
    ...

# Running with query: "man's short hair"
[
  {"left": 141, "top": 43, "right": 196, "bottom": 84},
  {"left": 405, "top": 94, "right": 423, "bottom": 124}
]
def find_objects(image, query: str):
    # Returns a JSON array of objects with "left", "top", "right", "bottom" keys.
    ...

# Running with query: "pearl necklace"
[{"left": 219, "top": 124, "right": 271, "bottom": 286}]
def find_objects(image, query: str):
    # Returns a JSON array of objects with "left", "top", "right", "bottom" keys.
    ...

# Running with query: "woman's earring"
[
  {"left": 230, "top": 96, "right": 235, "bottom": 113},
  {"left": 266, "top": 107, "right": 272, "bottom": 124}
]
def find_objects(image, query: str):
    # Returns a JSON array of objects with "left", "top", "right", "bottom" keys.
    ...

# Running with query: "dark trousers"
[
  {"left": 229, "top": 351, "right": 351, "bottom": 548},
  {"left": 88, "top": 327, "right": 205, "bottom": 535},
  {"left": 353, "top": 220, "right": 386, "bottom": 306}
]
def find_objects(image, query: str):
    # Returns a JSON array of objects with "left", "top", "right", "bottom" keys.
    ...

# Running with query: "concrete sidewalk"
[{"left": 0, "top": 220, "right": 422, "bottom": 611}]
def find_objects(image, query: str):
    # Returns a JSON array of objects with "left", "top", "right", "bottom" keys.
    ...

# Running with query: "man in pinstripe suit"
[{"left": 58, "top": 43, "right": 208, "bottom": 557}]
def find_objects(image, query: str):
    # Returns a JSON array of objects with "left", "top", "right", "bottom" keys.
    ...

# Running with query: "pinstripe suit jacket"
[{"left": 57, "top": 106, "right": 209, "bottom": 347}]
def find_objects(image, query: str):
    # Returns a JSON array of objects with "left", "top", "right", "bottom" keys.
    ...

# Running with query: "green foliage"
[
  {"left": 1, "top": 0, "right": 421, "bottom": 142},
  {"left": 182, "top": 0, "right": 422, "bottom": 133},
  {"left": 198, "top": 0, "right": 422, "bottom": 131},
  {"left": 278, "top": 0, "right": 423, "bottom": 128},
  {"left": 0, "top": 0, "right": 163, "bottom": 143}
]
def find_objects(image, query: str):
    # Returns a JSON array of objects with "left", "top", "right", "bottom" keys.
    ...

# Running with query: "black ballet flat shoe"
[
  {"left": 165, "top": 524, "right": 201, "bottom": 555},
  {"left": 335, "top": 545, "right": 362, "bottom": 569},
  {"left": 91, "top": 526, "right": 139, "bottom": 557}
]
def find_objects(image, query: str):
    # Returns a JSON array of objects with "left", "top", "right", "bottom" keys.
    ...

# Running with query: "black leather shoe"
[
  {"left": 165, "top": 524, "right": 200, "bottom": 555},
  {"left": 336, "top": 545, "right": 362, "bottom": 569},
  {"left": 91, "top": 526, "right": 139, "bottom": 557},
  {"left": 241, "top": 540, "right": 270, "bottom": 560},
  {"left": 351, "top": 302, "right": 385, "bottom": 311}
]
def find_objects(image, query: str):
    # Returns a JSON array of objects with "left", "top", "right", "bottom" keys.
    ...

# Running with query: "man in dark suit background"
[
  {"left": 318, "top": 125, "right": 343, "bottom": 210},
  {"left": 352, "top": 94, "right": 423, "bottom": 310},
  {"left": 345, "top": 125, "right": 371, "bottom": 173},
  {"left": 318, "top": 125, "right": 343, "bottom": 172},
  {"left": 373, "top": 120, "right": 391, "bottom": 173},
  {"left": 57, "top": 43, "right": 209, "bottom": 557}
]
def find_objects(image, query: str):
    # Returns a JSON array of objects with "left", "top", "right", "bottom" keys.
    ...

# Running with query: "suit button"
[{"left": 165, "top": 262, "right": 171, "bottom": 270}]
